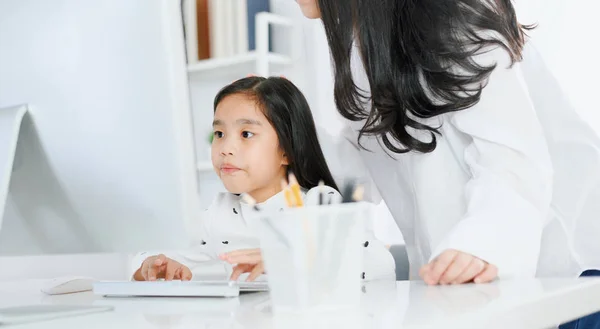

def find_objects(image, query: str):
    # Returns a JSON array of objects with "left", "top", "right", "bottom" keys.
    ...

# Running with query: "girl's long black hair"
[
  {"left": 214, "top": 77, "right": 339, "bottom": 191},
  {"left": 318, "top": 0, "right": 533, "bottom": 153}
]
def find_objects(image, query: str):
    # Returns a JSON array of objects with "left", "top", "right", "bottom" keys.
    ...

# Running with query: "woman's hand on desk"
[
  {"left": 419, "top": 249, "right": 498, "bottom": 285},
  {"left": 220, "top": 249, "right": 265, "bottom": 282},
  {"left": 133, "top": 254, "right": 193, "bottom": 281}
]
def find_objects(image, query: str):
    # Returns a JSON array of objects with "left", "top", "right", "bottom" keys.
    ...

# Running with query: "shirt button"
[
  {"left": 222, "top": 241, "right": 229, "bottom": 245},
  {"left": 362, "top": 272, "right": 366, "bottom": 280},
  {"left": 233, "top": 208, "right": 238, "bottom": 214},
  {"left": 363, "top": 241, "right": 369, "bottom": 247}
]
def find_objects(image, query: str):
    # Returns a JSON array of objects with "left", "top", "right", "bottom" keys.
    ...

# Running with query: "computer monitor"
[{"left": 0, "top": 0, "right": 199, "bottom": 255}]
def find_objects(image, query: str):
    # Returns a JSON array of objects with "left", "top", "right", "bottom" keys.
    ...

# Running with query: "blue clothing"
[{"left": 559, "top": 270, "right": 600, "bottom": 329}]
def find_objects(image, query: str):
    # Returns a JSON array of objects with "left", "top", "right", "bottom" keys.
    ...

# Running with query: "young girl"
[{"left": 132, "top": 77, "right": 396, "bottom": 282}]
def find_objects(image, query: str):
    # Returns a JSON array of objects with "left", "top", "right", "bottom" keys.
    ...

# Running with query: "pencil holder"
[{"left": 253, "top": 202, "right": 368, "bottom": 313}]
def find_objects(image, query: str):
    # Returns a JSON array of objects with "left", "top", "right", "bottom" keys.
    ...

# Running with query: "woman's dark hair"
[
  {"left": 318, "top": 0, "right": 534, "bottom": 153},
  {"left": 214, "top": 77, "right": 339, "bottom": 191}
]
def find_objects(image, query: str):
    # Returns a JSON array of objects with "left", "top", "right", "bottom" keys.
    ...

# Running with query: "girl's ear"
[{"left": 281, "top": 153, "right": 289, "bottom": 166}]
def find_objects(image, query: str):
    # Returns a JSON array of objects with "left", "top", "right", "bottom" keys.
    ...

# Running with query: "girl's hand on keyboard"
[
  {"left": 134, "top": 254, "right": 192, "bottom": 281},
  {"left": 220, "top": 249, "right": 265, "bottom": 282}
]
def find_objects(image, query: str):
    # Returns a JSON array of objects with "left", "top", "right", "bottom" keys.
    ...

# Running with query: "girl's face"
[
  {"left": 212, "top": 94, "right": 288, "bottom": 203},
  {"left": 296, "top": 0, "right": 321, "bottom": 19}
]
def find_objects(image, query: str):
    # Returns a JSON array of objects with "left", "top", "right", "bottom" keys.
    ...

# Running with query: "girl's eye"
[
  {"left": 214, "top": 131, "right": 224, "bottom": 139},
  {"left": 242, "top": 131, "right": 254, "bottom": 139}
]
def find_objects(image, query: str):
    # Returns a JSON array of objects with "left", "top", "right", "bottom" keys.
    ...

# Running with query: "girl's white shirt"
[{"left": 131, "top": 186, "right": 396, "bottom": 282}]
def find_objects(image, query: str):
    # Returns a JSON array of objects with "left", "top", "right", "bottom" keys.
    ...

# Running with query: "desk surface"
[{"left": 1, "top": 278, "right": 600, "bottom": 329}]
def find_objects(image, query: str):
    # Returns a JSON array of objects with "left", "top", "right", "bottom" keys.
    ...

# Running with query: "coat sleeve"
[
  {"left": 429, "top": 46, "right": 554, "bottom": 279},
  {"left": 361, "top": 202, "right": 397, "bottom": 281},
  {"left": 130, "top": 195, "right": 228, "bottom": 280}
]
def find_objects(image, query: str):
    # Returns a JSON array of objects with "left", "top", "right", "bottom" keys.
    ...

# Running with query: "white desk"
[{"left": 2, "top": 278, "right": 600, "bottom": 329}]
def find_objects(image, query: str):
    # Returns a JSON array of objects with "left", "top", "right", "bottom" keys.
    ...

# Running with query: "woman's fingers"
[
  {"left": 420, "top": 250, "right": 495, "bottom": 285},
  {"left": 452, "top": 258, "right": 486, "bottom": 284},
  {"left": 439, "top": 252, "right": 474, "bottom": 285},
  {"left": 419, "top": 263, "right": 432, "bottom": 280},
  {"left": 425, "top": 250, "right": 458, "bottom": 285},
  {"left": 474, "top": 264, "right": 498, "bottom": 284}
]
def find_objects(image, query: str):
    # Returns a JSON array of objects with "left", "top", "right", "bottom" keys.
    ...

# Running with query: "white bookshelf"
[{"left": 187, "top": 51, "right": 292, "bottom": 76}]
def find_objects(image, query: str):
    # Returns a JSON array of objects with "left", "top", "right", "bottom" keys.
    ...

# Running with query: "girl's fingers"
[
  {"left": 164, "top": 261, "right": 179, "bottom": 281},
  {"left": 246, "top": 263, "right": 265, "bottom": 282},
  {"left": 230, "top": 264, "right": 251, "bottom": 281},
  {"left": 226, "top": 254, "right": 262, "bottom": 265},
  {"left": 146, "top": 258, "right": 160, "bottom": 281},
  {"left": 148, "top": 255, "right": 168, "bottom": 281},
  {"left": 155, "top": 254, "right": 167, "bottom": 266},
  {"left": 140, "top": 259, "right": 151, "bottom": 280},
  {"left": 181, "top": 267, "right": 193, "bottom": 281},
  {"left": 221, "top": 250, "right": 262, "bottom": 265},
  {"left": 221, "top": 249, "right": 261, "bottom": 258}
]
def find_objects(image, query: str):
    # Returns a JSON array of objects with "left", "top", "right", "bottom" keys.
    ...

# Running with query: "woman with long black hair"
[{"left": 292, "top": 1, "right": 600, "bottom": 327}]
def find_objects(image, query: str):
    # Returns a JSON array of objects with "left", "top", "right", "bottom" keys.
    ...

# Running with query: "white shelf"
[
  {"left": 197, "top": 161, "right": 214, "bottom": 172},
  {"left": 187, "top": 51, "right": 292, "bottom": 76}
]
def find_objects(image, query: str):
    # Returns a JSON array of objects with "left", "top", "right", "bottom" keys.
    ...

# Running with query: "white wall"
[{"left": 516, "top": 0, "right": 600, "bottom": 130}]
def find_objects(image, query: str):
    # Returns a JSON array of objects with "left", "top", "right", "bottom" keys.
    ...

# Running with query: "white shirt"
[
  {"left": 326, "top": 41, "right": 600, "bottom": 280},
  {"left": 131, "top": 186, "right": 396, "bottom": 281}
]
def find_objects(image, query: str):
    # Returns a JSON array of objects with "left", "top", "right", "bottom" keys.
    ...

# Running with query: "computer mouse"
[{"left": 41, "top": 276, "right": 95, "bottom": 295}]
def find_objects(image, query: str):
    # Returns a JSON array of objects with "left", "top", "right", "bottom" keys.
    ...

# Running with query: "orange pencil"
[
  {"left": 287, "top": 174, "right": 316, "bottom": 272},
  {"left": 281, "top": 179, "right": 294, "bottom": 207},
  {"left": 288, "top": 173, "right": 304, "bottom": 207}
]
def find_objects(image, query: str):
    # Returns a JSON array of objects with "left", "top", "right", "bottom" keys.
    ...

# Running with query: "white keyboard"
[{"left": 93, "top": 280, "right": 269, "bottom": 298}]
